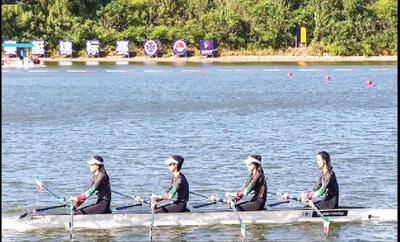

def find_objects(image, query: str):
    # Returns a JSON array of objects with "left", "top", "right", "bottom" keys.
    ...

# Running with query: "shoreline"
[{"left": 40, "top": 55, "right": 397, "bottom": 63}]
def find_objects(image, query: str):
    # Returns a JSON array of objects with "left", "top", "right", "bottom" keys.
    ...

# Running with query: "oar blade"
[
  {"left": 35, "top": 176, "right": 43, "bottom": 192},
  {"left": 323, "top": 216, "right": 330, "bottom": 235},
  {"left": 240, "top": 223, "right": 246, "bottom": 240}
]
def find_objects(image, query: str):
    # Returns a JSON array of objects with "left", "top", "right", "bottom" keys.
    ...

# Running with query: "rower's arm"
[
  {"left": 237, "top": 174, "right": 261, "bottom": 197},
  {"left": 161, "top": 176, "right": 181, "bottom": 200},
  {"left": 77, "top": 173, "right": 104, "bottom": 203},
  {"left": 312, "top": 172, "right": 332, "bottom": 198},
  {"left": 313, "top": 175, "right": 322, "bottom": 192}
]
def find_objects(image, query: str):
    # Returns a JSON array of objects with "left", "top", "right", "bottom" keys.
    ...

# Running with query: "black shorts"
[
  {"left": 313, "top": 197, "right": 338, "bottom": 209},
  {"left": 76, "top": 199, "right": 111, "bottom": 214},
  {"left": 236, "top": 199, "right": 266, "bottom": 211},
  {"left": 156, "top": 202, "right": 187, "bottom": 213}
]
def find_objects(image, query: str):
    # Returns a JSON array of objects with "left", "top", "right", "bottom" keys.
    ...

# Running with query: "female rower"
[
  {"left": 69, "top": 155, "right": 112, "bottom": 214},
  {"left": 300, "top": 151, "right": 339, "bottom": 209},
  {"left": 151, "top": 155, "right": 189, "bottom": 213},
  {"left": 224, "top": 155, "right": 267, "bottom": 211}
]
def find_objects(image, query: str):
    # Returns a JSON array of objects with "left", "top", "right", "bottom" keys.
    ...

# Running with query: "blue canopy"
[{"left": 2, "top": 43, "right": 34, "bottom": 48}]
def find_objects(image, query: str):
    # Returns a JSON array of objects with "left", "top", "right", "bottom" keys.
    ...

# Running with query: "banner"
[
  {"left": 300, "top": 27, "right": 306, "bottom": 43},
  {"left": 173, "top": 39, "right": 187, "bottom": 56},
  {"left": 59, "top": 39, "right": 73, "bottom": 56},
  {"left": 200, "top": 39, "right": 214, "bottom": 56},
  {"left": 31, "top": 39, "right": 45, "bottom": 56},
  {"left": 116, "top": 40, "right": 129, "bottom": 56},
  {"left": 3, "top": 39, "right": 17, "bottom": 56},
  {"left": 143, "top": 39, "right": 158, "bottom": 56},
  {"left": 86, "top": 39, "right": 100, "bottom": 56}
]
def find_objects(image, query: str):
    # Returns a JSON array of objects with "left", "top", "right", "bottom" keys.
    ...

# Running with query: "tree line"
[{"left": 1, "top": 0, "right": 397, "bottom": 57}]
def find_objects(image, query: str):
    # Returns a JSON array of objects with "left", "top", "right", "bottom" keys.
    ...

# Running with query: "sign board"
[
  {"left": 300, "top": 27, "right": 306, "bottom": 43},
  {"left": 3, "top": 39, "right": 17, "bottom": 56},
  {"left": 31, "top": 39, "right": 45, "bottom": 56},
  {"left": 173, "top": 39, "right": 187, "bottom": 56},
  {"left": 200, "top": 39, "right": 214, "bottom": 56},
  {"left": 59, "top": 39, "right": 73, "bottom": 56},
  {"left": 116, "top": 40, "right": 129, "bottom": 56},
  {"left": 86, "top": 39, "right": 100, "bottom": 56},
  {"left": 143, "top": 39, "right": 158, "bottom": 56}
]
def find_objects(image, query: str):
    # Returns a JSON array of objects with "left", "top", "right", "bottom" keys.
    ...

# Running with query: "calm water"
[{"left": 2, "top": 62, "right": 397, "bottom": 241}]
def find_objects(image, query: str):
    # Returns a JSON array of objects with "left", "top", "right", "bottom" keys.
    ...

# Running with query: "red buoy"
[
  {"left": 325, "top": 75, "right": 331, "bottom": 81},
  {"left": 366, "top": 79, "right": 373, "bottom": 86},
  {"left": 287, "top": 72, "right": 293, "bottom": 77}
]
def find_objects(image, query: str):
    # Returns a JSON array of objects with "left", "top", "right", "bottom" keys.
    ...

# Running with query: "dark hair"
[
  {"left": 249, "top": 155, "right": 262, "bottom": 171},
  {"left": 318, "top": 151, "right": 332, "bottom": 169},
  {"left": 93, "top": 155, "right": 103, "bottom": 163},
  {"left": 171, "top": 155, "right": 184, "bottom": 171},
  {"left": 93, "top": 155, "right": 105, "bottom": 170},
  {"left": 249, "top": 154, "right": 261, "bottom": 162}
]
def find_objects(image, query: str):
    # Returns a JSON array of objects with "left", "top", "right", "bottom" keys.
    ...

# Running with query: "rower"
[
  {"left": 224, "top": 155, "right": 267, "bottom": 211},
  {"left": 298, "top": 151, "right": 339, "bottom": 209},
  {"left": 69, "top": 155, "right": 112, "bottom": 214},
  {"left": 151, "top": 155, "right": 189, "bottom": 213}
]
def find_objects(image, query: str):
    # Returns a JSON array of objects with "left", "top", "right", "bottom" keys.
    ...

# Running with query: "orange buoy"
[
  {"left": 287, "top": 72, "right": 293, "bottom": 77},
  {"left": 325, "top": 75, "right": 331, "bottom": 81},
  {"left": 366, "top": 79, "right": 373, "bottom": 86}
]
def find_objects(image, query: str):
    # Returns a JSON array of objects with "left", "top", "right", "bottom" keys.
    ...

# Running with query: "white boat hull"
[{"left": 11, "top": 207, "right": 397, "bottom": 231}]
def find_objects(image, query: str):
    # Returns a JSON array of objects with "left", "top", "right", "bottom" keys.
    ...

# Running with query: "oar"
[
  {"left": 309, "top": 199, "right": 331, "bottom": 235},
  {"left": 189, "top": 191, "right": 212, "bottom": 200},
  {"left": 189, "top": 199, "right": 289, "bottom": 210},
  {"left": 149, "top": 196, "right": 155, "bottom": 241},
  {"left": 266, "top": 200, "right": 290, "bottom": 208},
  {"left": 190, "top": 192, "right": 245, "bottom": 240},
  {"left": 227, "top": 198, "right": 246, "bottom": 241},
  {"left": 19, "top": 204, "right": 67, "bottom": 219},
  {"left": 112, "top": 190, "right": 150, "bottom": 205},
  {"left": 188, "top": 201, "right": 218, "bottom": 210},
  {"left": 69, "top": 201, "right": 74, "bottom": 240},
  {"left": 115, "top": 203, "right": 142, "bottom": 211},
  {"left": 268, "top": 191, "right": 330, "bottom": 235}
]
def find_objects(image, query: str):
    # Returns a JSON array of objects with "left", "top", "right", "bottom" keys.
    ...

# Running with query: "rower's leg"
[
  {"left": 156, "top": 202, "right": 186, "bottom": 213},
  {"left": 313, "top": 199, "right": 337, "bottom": 210},
  {"left": 76, "top": 200, "right": 110, "bottom": 214},
  {"left": 236, "top": 199, "right": 265, "bottom": 211}
]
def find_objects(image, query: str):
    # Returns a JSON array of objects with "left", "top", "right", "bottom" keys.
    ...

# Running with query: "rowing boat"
[{"left": 14, "top": 207, "right": 396, "bottom": 230}]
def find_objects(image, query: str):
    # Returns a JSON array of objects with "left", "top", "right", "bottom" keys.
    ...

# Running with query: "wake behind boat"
[{"left": 10, "top": 206, "right": 396, "bottom": 231}]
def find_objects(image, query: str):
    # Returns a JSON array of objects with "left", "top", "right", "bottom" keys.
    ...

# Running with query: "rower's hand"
[
  {"left": 150, "top": 195, "right": 157, "bottom": 209},
  {"left": 69, "top": 196, "right": 78, "bottom": 202},
  {"left": 151, "top": 200, "right": 157, "bottom": 209},
  {"left": 209, "top": 194, "right": 219, "bottom": 202},
  {"left": 282, "top": 192, "right": 289, "bottom": 200},
  {"left": 227, "top": 198, "right": 237, "bottom": 208},
  {"left": 151, "top": 194, "right": 162, "bottom": 202},
  {"left": 134, "top": 196, "right": 143, "bottom": 204},
  {"left": 225, "top": 192, "right": 236, "bottom": 198},
  {"left": 300, "top": 192, "right": 313, "bottom": 204}
]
